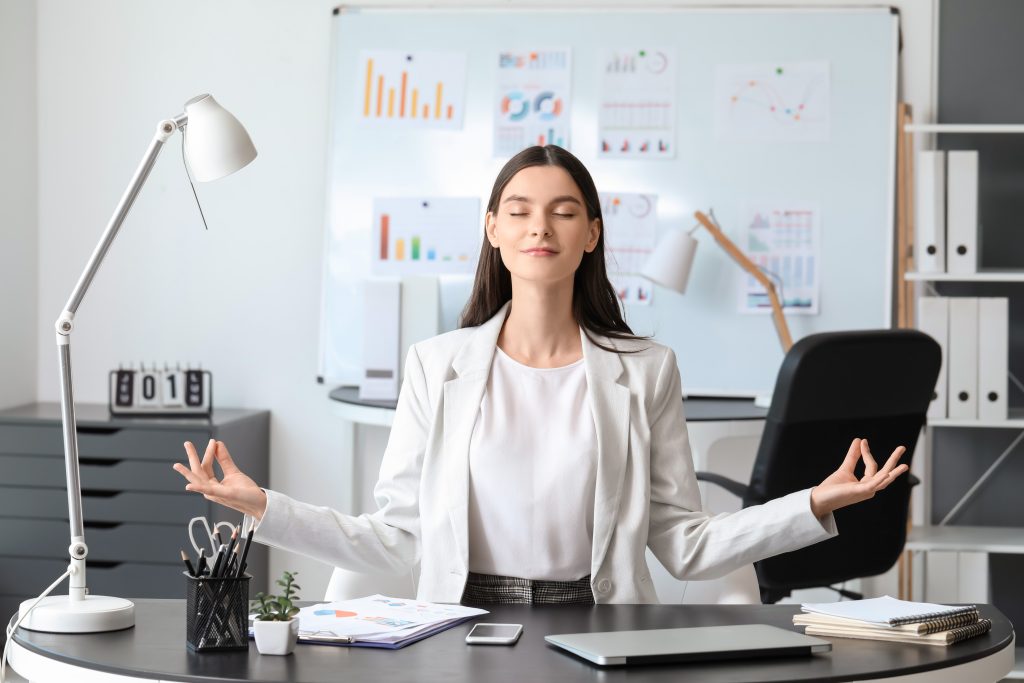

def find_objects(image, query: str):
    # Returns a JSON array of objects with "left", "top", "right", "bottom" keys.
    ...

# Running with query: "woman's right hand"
[{"left": 173, "top": 439, "right": 268, "bottom": 520}]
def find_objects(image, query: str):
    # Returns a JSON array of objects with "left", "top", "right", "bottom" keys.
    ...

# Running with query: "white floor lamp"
[{"left": 17, "top": 94, "right": 257, "bottom": 634}]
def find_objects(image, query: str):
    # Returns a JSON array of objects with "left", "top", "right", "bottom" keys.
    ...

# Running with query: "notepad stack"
[{"left": 793, "top": 595, "right": 992, "bottom": 647}]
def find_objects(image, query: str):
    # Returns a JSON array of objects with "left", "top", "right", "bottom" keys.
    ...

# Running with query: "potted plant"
[{"left": 250, "top": 570, "right": 301, "bottom": 655}]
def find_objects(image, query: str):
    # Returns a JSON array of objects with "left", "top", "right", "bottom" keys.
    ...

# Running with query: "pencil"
[
  {"left": 226, "top": 525, "right": 239, "bottom": 558},
  {"left": 210, "top": 544, "right": 226, "bottom": 577},
  {"left": 235, "top": 528, "right": 255, "bottom": 578},
  {"left": 195, "top": 549, "right": 208, "bottom": 576},
  {"left": 180, "top": 549, "right": 196, "bottom": 577}
]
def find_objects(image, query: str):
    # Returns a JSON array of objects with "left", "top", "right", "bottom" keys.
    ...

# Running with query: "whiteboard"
[{"left": 318, "top": 6, "right": 898, "bottom": 396}]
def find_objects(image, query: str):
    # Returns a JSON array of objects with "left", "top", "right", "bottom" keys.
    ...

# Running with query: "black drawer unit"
[{"left": 0, "top": 402, "right": 269, "bottom": 622}]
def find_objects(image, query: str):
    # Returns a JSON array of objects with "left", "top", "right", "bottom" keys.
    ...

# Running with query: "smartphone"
[{"left": 465, "top": 622, "right": 523, "bottom": 645}]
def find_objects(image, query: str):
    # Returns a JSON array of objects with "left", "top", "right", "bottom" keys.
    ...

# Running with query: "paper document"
[
  {"left": 280, "top": 595, "right": 488, "bottom": 646},
  {"left": 598, "top": 47, "right": 677, "bottom": 159},
  {"left": 493, "top": 48, "right": 572, "bottom": 157},
  {"left": 599, "top": 191, "right": 657, "bottom": 306}
]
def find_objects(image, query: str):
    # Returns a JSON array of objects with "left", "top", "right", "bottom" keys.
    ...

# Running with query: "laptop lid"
[{"left": 544, "top": 624, "right": 832, "bottom": 666}]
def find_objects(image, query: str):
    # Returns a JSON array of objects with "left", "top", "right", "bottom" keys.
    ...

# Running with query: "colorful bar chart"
[
  {"left": 373, "top": 198, "right": 480, "bottom": 275},
  {"left": 359, "top": 50, "right": 466, "bottom": 129}
]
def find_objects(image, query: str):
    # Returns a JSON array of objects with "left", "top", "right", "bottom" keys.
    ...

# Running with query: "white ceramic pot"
[{"left": 253, "top": 618, "right": 299, "bottom": 655}]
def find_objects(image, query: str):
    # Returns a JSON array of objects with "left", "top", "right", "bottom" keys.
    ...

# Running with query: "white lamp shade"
[
  {"left": 641, "top": 229, "right": 698, "bottom": 294},
  {"left": 183, "top": 94, "right": 257, "bottom": 182}
]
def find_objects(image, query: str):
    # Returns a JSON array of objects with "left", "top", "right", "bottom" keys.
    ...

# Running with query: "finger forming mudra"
[
  {"left": 809, "top": 437, "right": 909, "bottom": 518},
  {"left": 172, "top": 439, "right": 267, "bottom": 519}
]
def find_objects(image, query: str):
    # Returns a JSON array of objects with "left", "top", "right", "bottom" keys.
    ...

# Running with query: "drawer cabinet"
[{"left": 0, "top": 402, "right": 269, "bottom": 622}]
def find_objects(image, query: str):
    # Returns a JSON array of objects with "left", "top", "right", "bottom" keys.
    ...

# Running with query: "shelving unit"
[
  {"left": 906, "top": 271, "right": 1024, "bottom": 282},
  {"left": 898, "top": 113, "right": 1024, "bottom": 677}
]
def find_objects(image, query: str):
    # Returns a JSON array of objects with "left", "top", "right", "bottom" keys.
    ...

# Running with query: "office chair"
[{"left": 696, "top": 330, "right": 941, "bottom": 604}]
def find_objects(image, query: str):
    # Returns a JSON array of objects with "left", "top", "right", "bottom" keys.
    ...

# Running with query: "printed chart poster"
[
  {"left": 357, "top": 50, "right": 467, "bottom": 129},
  {"left": 714, "top": 62, "right": 830, "bottom": 142},
  {"left": 738, "top": 203, "right": 821, "bottom": 315},
  {"left": 599, "top": 192, "right": 657, "bottom": 305},
  {"left": 494, "top": 49, "right": 572, "bottom": 157},
  {"left": 372, "top": 197, "right": 481, "bottom": 276},
  {"left": 598, "top": 48, "right": 677, "bottom": 159}
]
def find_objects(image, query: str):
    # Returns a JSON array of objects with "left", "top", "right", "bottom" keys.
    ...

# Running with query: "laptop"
[{"left": 545, "top": 624, "right": 832, "bottom": 666}]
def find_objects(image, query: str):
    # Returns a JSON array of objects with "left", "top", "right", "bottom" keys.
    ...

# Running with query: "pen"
[
  {"left": 298, "top": 633, "right": 353, "bottom": 643},
  {"left": 180, "top": 549, "right": 196, "bottom": 577},
  {"left": 235, "top": 528, "right": 255, "bottom": 578}
]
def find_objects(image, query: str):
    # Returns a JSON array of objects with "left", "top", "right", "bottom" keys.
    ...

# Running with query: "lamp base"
[{"left": 18, "top": 594, "right": 135, "bottom": 633}]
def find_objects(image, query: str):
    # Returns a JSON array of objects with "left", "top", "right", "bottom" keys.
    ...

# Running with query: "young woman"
[{"left": 173, "top": 145, "right": 908, "bottom": 605}]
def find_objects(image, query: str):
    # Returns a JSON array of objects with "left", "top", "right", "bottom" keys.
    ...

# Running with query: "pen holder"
[{"left": 185, "top": 572, "right": 251, "bottom": 652}]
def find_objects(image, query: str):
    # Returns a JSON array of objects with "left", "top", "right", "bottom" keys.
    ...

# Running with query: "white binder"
[
  {"left": 946, "top": 151, "right": 979, "bottom": 275},
  {"left": 360, "top": 278, "right": 401, "bottom": 401},
  {"left": 947, "top": 297, "right": 979, "bottom": 420},
  {"left": 917, "top": 297, "right": 949, "bottom": 420},
  {"left": 978, "top": 297, "right": 1008, "bottom": 421},
  {"left": 914, "top": 150, "right": 946, "bottom": 273}
]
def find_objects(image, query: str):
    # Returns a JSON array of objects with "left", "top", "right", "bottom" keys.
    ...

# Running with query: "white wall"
[
  {"left": 0, "top": 0, "right": 38, "bottom": 410},
  {"left": 33, "top": 0, "right": 937, "bottom": 600}
]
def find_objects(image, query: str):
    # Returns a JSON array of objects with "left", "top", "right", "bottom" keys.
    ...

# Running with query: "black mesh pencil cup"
[{"left": 186, "top": 572, "right": 252, "bottom": 652}]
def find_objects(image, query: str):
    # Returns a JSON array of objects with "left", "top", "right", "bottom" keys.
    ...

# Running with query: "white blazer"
[{"left": 254, "top": 302, "right": 837, "bottom": 604}]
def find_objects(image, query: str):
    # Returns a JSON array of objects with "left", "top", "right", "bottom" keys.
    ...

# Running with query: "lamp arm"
[
  {"left": 693, "top": 211, "right": 793, "bottom": 353},
  {"left": 54, "top": 113, "right": 186, "bottom": 600}
]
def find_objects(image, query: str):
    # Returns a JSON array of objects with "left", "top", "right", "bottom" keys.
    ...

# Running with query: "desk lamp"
[
  {"left": 18, "top": 94, "right": 257, "bottom": 634},
  {"left": 641, "top": 210, "right": 793, "bottom": 353}
]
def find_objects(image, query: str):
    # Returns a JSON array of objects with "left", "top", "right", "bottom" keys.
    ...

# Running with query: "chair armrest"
[{"left": 694, "top": 471, "right": 749, "bottom": 500}]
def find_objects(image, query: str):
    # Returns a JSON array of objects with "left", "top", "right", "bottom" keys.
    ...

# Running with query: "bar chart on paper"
[
  {"left": 372, "top": 197, "right": 481, "bottom": 275},
  {"left": 358, "top": 50, "right": 466, "bottom": 129},
  {"left": 740, "top": 204, "right": 820, "bottom": 314},
  {"left": 598, "top": 47, "right": 677, "bottom": 158}
]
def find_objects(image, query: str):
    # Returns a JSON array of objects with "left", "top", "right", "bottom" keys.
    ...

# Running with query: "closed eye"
[{"left": 554, "top": 213, "right": 575, "bottom": 218}]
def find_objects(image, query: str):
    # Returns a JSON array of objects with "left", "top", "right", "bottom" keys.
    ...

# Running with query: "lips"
[{"left": 522, "top": 248, "right": 558, "bottom": 255}]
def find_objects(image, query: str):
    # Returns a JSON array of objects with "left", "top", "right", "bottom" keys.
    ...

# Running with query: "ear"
[
  {"left": 485, "top": 211, "right": 499, "bottom": 248},
  {"left": 584, "top": 218, "right": 601, "bottom": 253}
]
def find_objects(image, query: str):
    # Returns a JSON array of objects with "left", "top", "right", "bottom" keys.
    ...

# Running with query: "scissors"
[{"left": 188, "top": 516, "right": 237, "bottom": 558}]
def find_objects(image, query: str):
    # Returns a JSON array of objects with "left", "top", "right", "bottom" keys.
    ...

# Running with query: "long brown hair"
[{"left": 459, "top": 145, "right": 649, "bottom": 353}]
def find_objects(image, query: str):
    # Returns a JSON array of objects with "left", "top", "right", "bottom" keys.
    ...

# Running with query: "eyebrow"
[{"left": 502, "top": 194, "right": 583, "bottom": 207}]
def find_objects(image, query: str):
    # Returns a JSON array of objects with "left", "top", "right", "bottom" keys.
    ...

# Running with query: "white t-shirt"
[{"left": 466, "top": 346, "right": 598, "bottom": 581}]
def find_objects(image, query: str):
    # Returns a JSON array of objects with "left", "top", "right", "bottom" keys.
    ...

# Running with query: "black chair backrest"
[{"left": 744, "top": 329, "right": 941, "bottom": 602}]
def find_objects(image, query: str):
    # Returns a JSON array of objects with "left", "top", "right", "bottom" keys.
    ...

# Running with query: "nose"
[{"left": 529, "top": 216, "right": 553, "bottom": 238}]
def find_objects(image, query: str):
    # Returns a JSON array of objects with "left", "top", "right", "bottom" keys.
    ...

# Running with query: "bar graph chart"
[
  {"left": 358, "top": 50, "right": 466, "bottom": 129},
  {"left": 373, "top": 197, "right": 480, "bottom": 275}
]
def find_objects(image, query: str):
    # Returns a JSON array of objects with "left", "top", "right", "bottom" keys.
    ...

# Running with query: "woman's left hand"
[{"left": 809, "top": 438, "right": 908, "bottom": 518}]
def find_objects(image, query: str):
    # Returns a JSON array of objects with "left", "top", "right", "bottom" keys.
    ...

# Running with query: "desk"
[{"left": 9, "top": 600, "right": 1014, "bottom": 682}]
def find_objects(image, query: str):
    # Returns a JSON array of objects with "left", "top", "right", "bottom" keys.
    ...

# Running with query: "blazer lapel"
[
  {"left": 583, "top": 333, "right": 631, "bottom": 578},
  {"left": 444, "top": 302, "right": 510, "bottom": 572}
]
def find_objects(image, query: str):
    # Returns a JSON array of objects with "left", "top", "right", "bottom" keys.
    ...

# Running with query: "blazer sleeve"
[
  {"left": 252, "top": 344, "right": 431, "bottom": 574},
  {"left": 646, "top": 347, "right": 838, "bottom": 581}
]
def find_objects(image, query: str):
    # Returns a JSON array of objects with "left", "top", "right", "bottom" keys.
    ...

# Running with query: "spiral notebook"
[
  {"left": 793, "top": 609, "right": 981, "bottom": 635},
  {"left": 800, "top": 596, "right": 977, "bottom": 627},
  {"left": 798, "top": 619, "right": 992, "bottom": 647}
]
